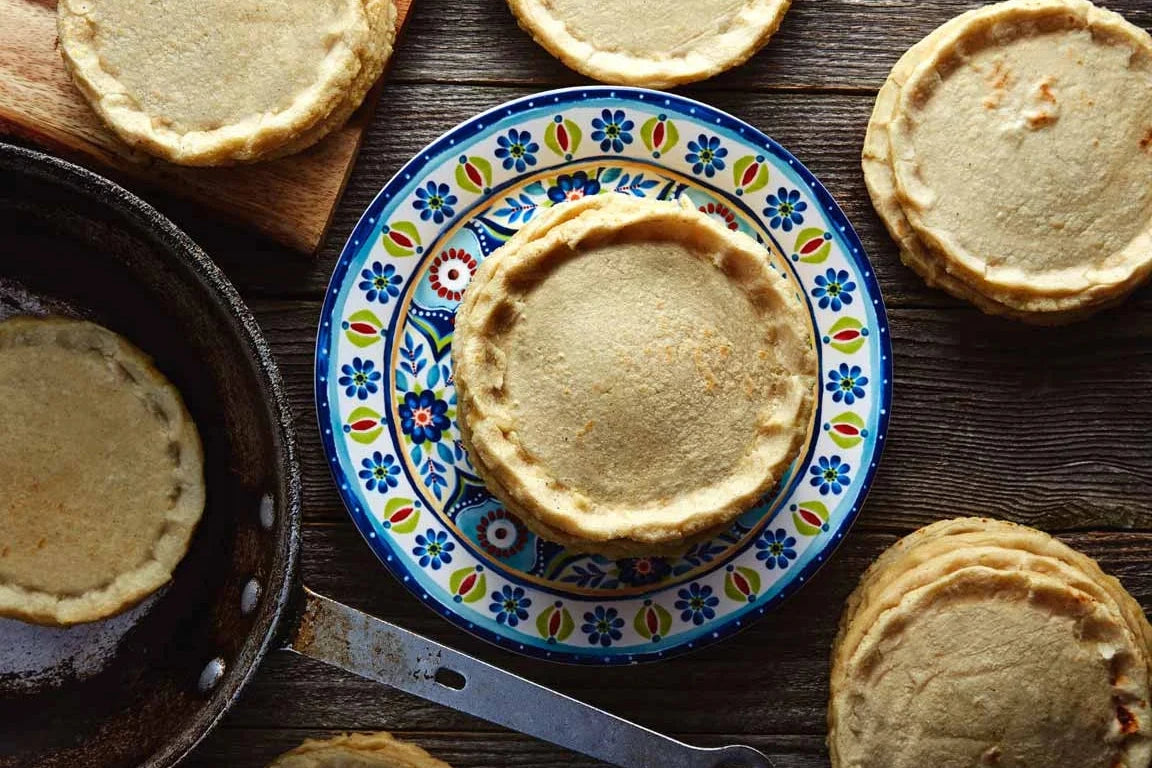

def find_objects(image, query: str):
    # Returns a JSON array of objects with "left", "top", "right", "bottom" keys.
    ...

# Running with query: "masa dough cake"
[
  {"left": 829, "top": 517, "right": 1152, "bottom": 768},
  {"left": 265, "top": 0, "right": 398, "bottom": 160},
  {"left": 57, "top": 0, "right": 394, "bottom": 165},
  {"left": 864, "top": 0, "right": 1152, "bottom": 323},
  {"left": 0, "top": 317, "right": 205, "bottom": 626},
  {"left": 453, "top": 194, "right": 816, "bottom": 557},
  {"left": 268, "top": 733, "right": 453, "bottom": 768},
  {"left": 833, "top": 517, "right": 1152, "bottom": 669},
  {"left": 507, "top": 0, "right": 792, "bottom": 87}
]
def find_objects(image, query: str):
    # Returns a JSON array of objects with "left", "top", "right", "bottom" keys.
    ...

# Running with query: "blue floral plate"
[{"left": 316, "top": 87, "right": 891, "bottom": 664}]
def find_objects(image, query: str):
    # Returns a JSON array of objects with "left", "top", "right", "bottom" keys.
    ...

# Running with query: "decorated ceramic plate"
[{"left": 317, "top": 87, "right": 891, "bottom": 664}]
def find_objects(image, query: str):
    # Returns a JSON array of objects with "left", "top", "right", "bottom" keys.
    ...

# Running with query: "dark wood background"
[{"left": 162, "top": 1, "right": 1152, "bottom": 765}]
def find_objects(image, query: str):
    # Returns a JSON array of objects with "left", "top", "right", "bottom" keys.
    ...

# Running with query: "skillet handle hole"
[{"left": 434, "top": 666, "right": 467, "bottom": 691}]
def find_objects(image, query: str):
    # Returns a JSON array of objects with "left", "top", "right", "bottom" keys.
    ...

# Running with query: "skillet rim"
[{"left": 0, "top": 141, "right": 303, "bottom": 768}]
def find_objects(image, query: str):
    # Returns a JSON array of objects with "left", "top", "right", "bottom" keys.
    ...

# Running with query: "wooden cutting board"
[{"left": 0, "top": 0, "right": 414, "bottom": 255}]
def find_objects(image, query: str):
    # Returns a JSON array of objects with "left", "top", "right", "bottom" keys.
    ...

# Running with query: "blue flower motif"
[
  {"left": 399, "top": 389, "right": 451, "bottom": 444},
  {"left": 413, "top": 181, "right": 458, "bottom": 225},
  {"left": 582, "top": 606, "right": 625, "bottom": 647},
  {"left": 811, "top": 268, "right": 857, "bottom": 312},
  {"left": 755, "top": 528, "right": 798, "bottom": 570},
  {"left": 358, "top": 451, "right": 399, "bottom": 493},
  {"left": 494, "top": 128, "right": 540, "bottom": 173},
  {"left": 764, "top": 187, "right": 808, "bottom": 232},
  {"left": 675, "top": 582, "right": 720, "bottom": 626},
  {"left": 358, "top": 261, "right": 402, "bottom": 304},
  {"left": 685, "top": 134, "right": 728, "bottom": 178},
  {"left": 413, "top": 528, "right": 455, "bottom": 570},
  {"left": 494, "top": 191, "right": 538, "bottom": 224},
  {"left": 591, "top": 109, "right": 635, "bottom": 153},
  {"left": 810, "top": 455, "right": 852, "bottom": 496},
  {"left": 546, "top": 171, "right": 601, "bottom": 204},
  {"left": 489, "top": 585, "right": 531, "bottom": 627},
  {"left": 338, "top": 357, "right": 381, "bottom": 400},
  {"left": 826, "top": 363, "right": 869, "bottom": 405},
  {"left": 616, "top": 557, "right": 672, "bottom": 587}
]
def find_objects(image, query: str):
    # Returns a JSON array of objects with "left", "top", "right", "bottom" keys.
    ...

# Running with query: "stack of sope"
[
  {"left": 864, "top": 0, "right": 1152, "bottom": 324},
  {"left": 452, "top": 194, "right": 817, "bottom": 558},
  {"left": 56, "top": 0, "right": 397, "bottom": 165},
  {"left": 829, "top": 517, "right": 1152, "bottom": 768}
]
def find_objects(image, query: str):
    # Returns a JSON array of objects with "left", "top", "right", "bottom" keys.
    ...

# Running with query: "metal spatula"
[{"left": 290, "top": 589, "right": 775, "bottom": 768}]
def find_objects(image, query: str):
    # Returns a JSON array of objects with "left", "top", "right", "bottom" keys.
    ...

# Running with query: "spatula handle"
[{"left": 288, "top": 588, "right": 774, "bottom": 768}]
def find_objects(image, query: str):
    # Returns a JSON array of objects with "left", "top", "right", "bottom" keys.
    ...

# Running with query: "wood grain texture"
[
  {"left": 188, "top": 730, "right": 831, "bottom": 768},
  {"left": 0, "top": 0, "right": 413, "bottom": 254},
  {"left": 387, "top": 0, "right": 1152, "bottom": 90},
  {"left": 245, "top": 300, "right": 1152, "bottom": 533},
  {"left": 180, "top": 83, "right": 1152, "bottom": 315},
  {"left": 174, "top": 291, "right": 1152, "bottom": 767},
  {"left": 180, "top": 527, "right": 1152, "bottom": 768},
  {"left": 23, "top": 0, "right": 1148, "bottom": 766}
]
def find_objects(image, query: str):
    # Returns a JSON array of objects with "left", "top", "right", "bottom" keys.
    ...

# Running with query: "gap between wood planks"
[{"left": 383, "top": 77, "right": 881, "bottom": 97}]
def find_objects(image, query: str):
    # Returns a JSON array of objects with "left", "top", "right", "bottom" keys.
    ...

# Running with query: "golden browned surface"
[
  {"left": 56, "top": 0, "right": 380, "bottom": 165},
  {"left": 0, "top": 0, "right": 414, "bottom": 251},
  {"left": 454, "top": 195, "right": 816, "bottom": 556},
  {"left": 832, "top": 567, "right": 1150, "bottom": 768},
  {"left": 264, "top": 0, "right": 398, "bottom": 160},
  {"left": 830, "top": 518, "right": 1152, "bottom": 768},
  {"left": 868, "top": 0, "right": 1152, "bottom": 321},
  {"left": 0, "top": 317, "right": 204, "bottom": 625},
  {"left": 269, "top": 732, "right": 452, "bottom": 768},
  {"left": 506, "top": 0, "right": 791, "bottom": 87}
]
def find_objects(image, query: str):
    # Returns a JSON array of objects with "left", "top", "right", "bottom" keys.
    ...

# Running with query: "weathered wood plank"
[
  {"left": 188, "top": 83, "right": 1152, "bottom": 315},
  {"left": 248, "top": 299, "right": 1152, "bottom": 533},
  {"left": 184, "top": 730, "right": 827, "bottom": 768},
  {"left": 184, "top": 87, "right": 914, "bottom": 299},
  {"left": 386, "top": 0, "right": 1152, "bottom": 90},
  {"left": 176, "top": 293, "right": 1152, "bottom": 765},
  {"left": 178, "top": 527, "right": 1152, "bottom": 768}
]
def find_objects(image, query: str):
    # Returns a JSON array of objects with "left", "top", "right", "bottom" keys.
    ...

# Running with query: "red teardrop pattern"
[
  {"left": 465, "top": 163, "right": 482, "bottom": 186},
  {"left": 741, "top": 163, "right": 759, "bottom": 188},
  {"left": 732, "top": 572, "right": 751, "bottom": 596},
  {"left": 458, "top": 572, "right": 477, "bottom": 596},
  {"left": 798, "top": 508, "right": 823, "bottom": 529},
  {"left": 800, "top": 238, "right": 824, "bottom": 255}
]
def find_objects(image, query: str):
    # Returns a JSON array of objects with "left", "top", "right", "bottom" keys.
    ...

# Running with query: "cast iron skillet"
[
  {"left": 0, "top": 144, "right": 771, "bottom": 768},
  {"left": 0, "top": 142, "right": 301, "bottom": 768}
]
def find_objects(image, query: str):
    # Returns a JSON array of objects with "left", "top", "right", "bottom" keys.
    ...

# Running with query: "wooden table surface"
[{"left": 163, "top": 1, "right": 1152, "bottom": 765}]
